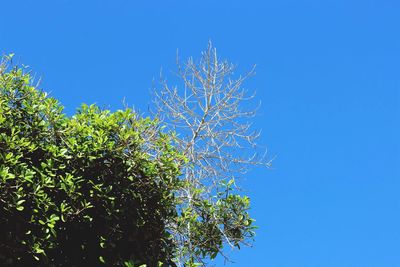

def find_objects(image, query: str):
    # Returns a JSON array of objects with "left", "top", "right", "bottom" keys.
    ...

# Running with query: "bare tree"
[{"left": 153, "top": 42, "right": 271, "bottom": 265}]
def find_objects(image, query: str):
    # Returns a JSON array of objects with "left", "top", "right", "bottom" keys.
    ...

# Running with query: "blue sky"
[{"left": 1, "top": 0, "right": 399, "bottom": 266}]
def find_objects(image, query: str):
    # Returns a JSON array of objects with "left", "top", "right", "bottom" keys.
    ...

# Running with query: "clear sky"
[{"left": 1, "top": 0, "right": 399, "bottom": 266}]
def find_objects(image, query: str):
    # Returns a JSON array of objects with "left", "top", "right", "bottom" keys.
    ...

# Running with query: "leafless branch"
[{"left": 152, "top": 42, "right": 271, "bottom": 265}]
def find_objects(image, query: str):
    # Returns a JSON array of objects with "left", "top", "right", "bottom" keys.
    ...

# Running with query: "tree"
[
  {"left": 0, "top": 43, "right": 268, "bottom": 266},
  {"left": 0, "top": 55, "right": 183, "bottom": 266},
  {"left": 153, "top": 43, "right": 270, "bottom": 265}
]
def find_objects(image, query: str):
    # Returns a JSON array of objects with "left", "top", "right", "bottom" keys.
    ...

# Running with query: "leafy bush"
[
  {"left": 0, "top": 57, "right": 183, "bottom": 266},
  {"left": 0, "top": 53, "right": 258, "bottom": 266}
]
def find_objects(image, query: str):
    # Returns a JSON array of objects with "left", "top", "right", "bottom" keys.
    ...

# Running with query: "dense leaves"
[
  {"left": 0, "top": 58, "right": 182, "bottom": 266},
  {"left": 0, "top": 55, "right": 256, "bottom": 267}
]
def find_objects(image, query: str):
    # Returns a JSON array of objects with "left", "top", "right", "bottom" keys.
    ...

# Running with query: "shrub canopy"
[
  {"left": 0, "top": 56, "right": 256, "bottom": 267},
  {"left": 0, "top": 59, "right": 183, "bottom": 266}
]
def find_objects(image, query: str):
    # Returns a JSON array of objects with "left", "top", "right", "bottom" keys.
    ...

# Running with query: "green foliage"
[
  {"left": 172, "top": 179, "right": 256, "bottom": 265},
  {"left": 0, "top": 55, "right": 257, "bottom": 266},
  {"left": 0, "top": 58, "right": 182, "bottom": 266}
]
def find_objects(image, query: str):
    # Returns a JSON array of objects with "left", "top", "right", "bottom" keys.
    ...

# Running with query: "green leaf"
[{"left": 16, "top": 206, "right": 24, "bottom": 211}]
